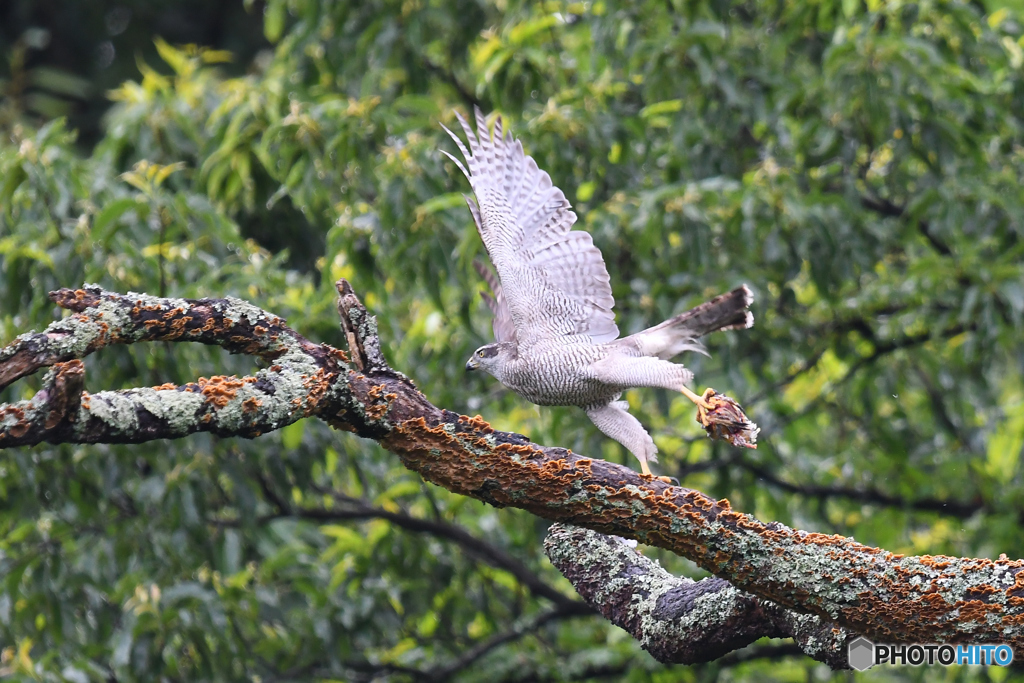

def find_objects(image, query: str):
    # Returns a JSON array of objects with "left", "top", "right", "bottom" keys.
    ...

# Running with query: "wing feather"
[
  {"left": 463, "top": 194, "right": 482, "bottom": 236},
  {"left": 473, "top": 260, "right": 516, "bottom": 344},
  {"left": 443, "top": 107, "right": 619, "bottom": 347}
]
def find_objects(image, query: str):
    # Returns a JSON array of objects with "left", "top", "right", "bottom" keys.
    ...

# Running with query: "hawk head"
[{"left": 465, "top": 342, "right": 515, "bottom": 380}]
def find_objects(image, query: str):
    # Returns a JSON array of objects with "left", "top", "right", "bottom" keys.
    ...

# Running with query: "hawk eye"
[{"left": 477, "top": 349, "right": 485, "bottom": 357}]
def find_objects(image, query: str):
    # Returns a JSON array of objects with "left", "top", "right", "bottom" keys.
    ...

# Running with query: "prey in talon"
[{"left": 691, "top": 388, "right": 760, "bottom": 449}]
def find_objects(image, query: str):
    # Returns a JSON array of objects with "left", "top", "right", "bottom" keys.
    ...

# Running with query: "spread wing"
[{"left": 442, "top": 107, "right": 619, "bottom": 349}]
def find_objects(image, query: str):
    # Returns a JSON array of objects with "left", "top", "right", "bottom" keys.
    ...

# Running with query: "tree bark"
[
  {"left": 544, "top": 523, "right": 848, "bottom": 667},
  {"left": 3, "top": 281, "right": 1024, "bottom": 668}
]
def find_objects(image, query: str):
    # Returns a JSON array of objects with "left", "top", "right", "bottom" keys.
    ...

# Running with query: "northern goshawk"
[{"left": 443, "top": 109, "right": 754, "bottom": 475}]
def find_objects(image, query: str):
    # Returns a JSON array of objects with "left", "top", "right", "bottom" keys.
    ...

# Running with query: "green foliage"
[{"left": 2, "top": 0, "right": 1024, "bottom": 680}]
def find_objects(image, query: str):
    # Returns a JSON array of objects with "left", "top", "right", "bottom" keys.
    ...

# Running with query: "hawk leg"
[
  {"left": 590, "top": 355, "right": 707, "bottom": 407},
  {"left": 680, "top": 385, "right": 715, "bottom": 411},
  {"left": 585, "top": 401, "right": 658, "bottom": 475}
]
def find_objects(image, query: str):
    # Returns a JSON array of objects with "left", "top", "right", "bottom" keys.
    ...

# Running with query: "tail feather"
[{"left": 619, "top": 286, "right": 753, "bottom": 360}]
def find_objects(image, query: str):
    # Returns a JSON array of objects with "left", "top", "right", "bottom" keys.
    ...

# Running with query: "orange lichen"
[
  {"left": 920, "top": 556, "right": 954, "bottom": 570},
  {"left": 798, "top": 533, "right": 850, "bottom": 548},
  {"left": 168, "top": 316, "right": 192, "bottom": 334},
  {"left": 328, "top": 347, "right": 350, "bottom": 364},
  {"left": 956, "top": 600, "right": 1003, "bottom": 622},
  {"left": 1006, "top": 572, "right": 1024, "bottom": 601},
  {"left": 965, "top": 584, "right": 1001, "bottom": 601},
  {"left": 494, "top": 442, "right": 546, "bottom": 459},
  {"left": 458, "top": 414, "right": 494, "bottom": 433},
  {"left": 303, "top": 368, "right": 334, "bottom": 410},
  {"left": 197, "top": 375, "right": 247, "bottom": 407},
  {"left": 364, "top": 384, "right": 398, "bottom": 421},
  {"left": 3, "top": 407, "right": 29, "bottom": 438}
]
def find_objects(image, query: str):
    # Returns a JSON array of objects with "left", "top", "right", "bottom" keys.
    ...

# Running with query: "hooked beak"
[{"left": 465, "top": 356, "right": 479, "bottom": 372}]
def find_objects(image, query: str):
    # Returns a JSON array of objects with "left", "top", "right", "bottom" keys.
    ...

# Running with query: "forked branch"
[
  {"left": 544, "top": 524, "right": 847, "bottom": 667},
  {"left": 2, "top": 282, "right": 1023, "bottom": 668}
]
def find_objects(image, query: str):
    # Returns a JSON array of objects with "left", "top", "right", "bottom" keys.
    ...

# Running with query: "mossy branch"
[
  {"left": 2, "top": 281, "right": 1024, "bottom": 669},
  {"left": 544, "top": 524, "right": 848, "bottom": 667}
]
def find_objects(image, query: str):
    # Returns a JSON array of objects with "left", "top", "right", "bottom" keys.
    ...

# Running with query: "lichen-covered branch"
[
  {"left": 3, "top": 281, "right": 1024, "bottom": 666},
  {"left": 544, "top": 524, "right": 847, "bottom": 667},
  {"left": 0, "top": 360, "right": 86, "bottom": 442},
  {"left": 0, "top": 287, "right": 304, "bottom": 392},
  {"left": 0, "top": 286, "right": 346, "bottom": 446}
]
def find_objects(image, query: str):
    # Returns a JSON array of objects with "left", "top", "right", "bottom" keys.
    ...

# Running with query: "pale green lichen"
[
  {"left": 133, "top": 388, "right": 205, "bottom": 435},
  {"left": 63, "top": 351, "right": 326, "bottom": 439},
  {"left": 222, "top": 296, "right": 282, "bottom": 327},
  {"left": 546, "top": 524, "right": 847, "bottom": 666},
  {"left": 125, "top": 291, "right": 190, "bottom": 314},
  {"left": 10, "top": 288, "right": 142, "bottom": 362},
  {"left": 0, "top": 398, "right": 33, "bottom": 429},
  {"left": 0, "top": 332, "right": 34, "bottom": 361},
  {"left": 550, "top": 527, "right": 726, "bottom": 649},
  {"left": 84, "top": 391, "right": 141, "bottom": 434}
]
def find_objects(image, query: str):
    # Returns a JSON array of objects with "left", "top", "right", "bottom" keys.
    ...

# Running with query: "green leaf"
[
  {"left": 93, "top": 197, "right": 143, "bottom": 243},
  {"left": 265, "top": 0, "right": 286, "bottom": 42},
  {"left": 415, "top": 193, "right": 465, "bottom": 218},
  {"left": 640, "top": 99, "right": 683, "bottom": 118},
  {"left": 576, "top": 181, "right": 596, "bottom": 202},
  {"left": 281, "top": 419, "right": 305, "bottom": 450},
  {"left": 509, "top": 15, "right": 560, "bottom": 45},
  {"left": 0, "top": 164, "right": 27, "bottom": 211}
]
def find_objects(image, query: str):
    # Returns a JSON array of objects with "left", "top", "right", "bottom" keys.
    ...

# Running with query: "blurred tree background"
[{"left": 2, "top": 0, "right": 1024, "bottom": 680}]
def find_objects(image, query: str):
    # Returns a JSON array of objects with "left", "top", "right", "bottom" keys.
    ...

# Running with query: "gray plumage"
[{"left": 446, "top": 108, "right": 753, "bottom": 472}]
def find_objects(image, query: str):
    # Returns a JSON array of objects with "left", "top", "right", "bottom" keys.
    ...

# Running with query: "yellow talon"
[
  {"left": 640, "top": 459, "right": 652, "bottom": 476},
  {"left": 680, "top": 385, "right": 714, "bottom": 411}
]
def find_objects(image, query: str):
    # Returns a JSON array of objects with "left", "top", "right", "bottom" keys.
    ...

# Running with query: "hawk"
[{"left": 442, "top": 109, "right": 754, "bottom": 476}]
